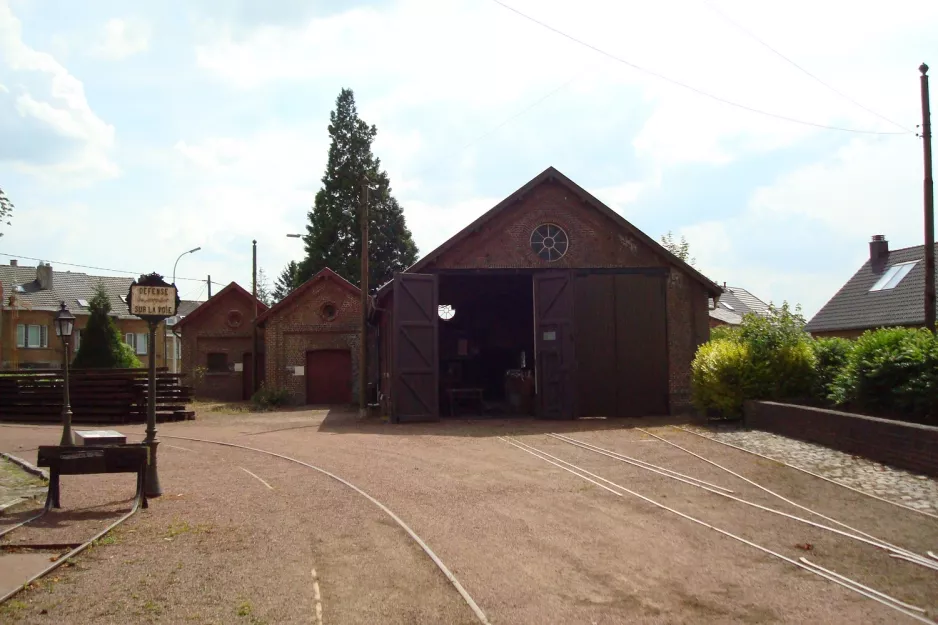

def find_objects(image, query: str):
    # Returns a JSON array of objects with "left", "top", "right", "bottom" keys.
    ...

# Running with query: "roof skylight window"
[
  {"left": 721, "top": 301, "right": 735, "bottom": 311},
  {"left": 77, "top": 299, "right": 89, "bottom": 307},
  {"left": 870, "top": 261, "right": 918, "bottom": 292}
]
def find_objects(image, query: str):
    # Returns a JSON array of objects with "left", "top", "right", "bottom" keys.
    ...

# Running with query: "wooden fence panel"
[{"left": 0, "top": 368, "right": 194, "bottom": 424}]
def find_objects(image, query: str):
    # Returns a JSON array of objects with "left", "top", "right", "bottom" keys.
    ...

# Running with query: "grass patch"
[
  {"left": 94, "top": 533, "right": 119, "bottom": 546},
  {"left": 164, "top": 519, "right": 213, "bottom": 539},
  {"left": 143, "top": 599, "right": 162, "bottom": 615},
  {"left": 0, "top": 599, "right": 28, "bottom": 619},
  {"left": 237, "top": 601, "right": 253, "bottom": 617}
]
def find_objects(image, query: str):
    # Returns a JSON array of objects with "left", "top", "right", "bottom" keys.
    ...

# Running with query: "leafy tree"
[
  {"left": 298, "top": 88, "right": 418, "bottom": 290},
  {"left": 72, "top": 283, "right": 143, "bottom": 369},
  {"left": 0, "top": 187, "right": 13, "bottom": 237},
  {"left": 660, "top": 231, "right": 695, "bottom": 265},
  {"left": 256, "top": 268, "right": 273, "bottom": 307},
  {"left": 273, "top": 261, "right": 299, "bottom": 302}
]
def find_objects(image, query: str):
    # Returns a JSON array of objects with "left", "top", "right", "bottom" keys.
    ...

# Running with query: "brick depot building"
[
  {"left": 376, "top": 167, "right": 722, "bottom": 422},
  {"left": 258, "top": 268, "right": 362, "bottom": 405},
  {"left": 176, "top": 282, "right": 268, "bottom": 401}
]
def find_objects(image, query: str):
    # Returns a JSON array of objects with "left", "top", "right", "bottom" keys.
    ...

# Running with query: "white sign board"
[
  {"left": 294, "top": 366, "right": 305, "bottom": 376},
  {"left": 233, "top": 362, "right": 244, "bottom": 372},
  {"left": 130, "top": 285, "right": 177, "bottom": 317}
]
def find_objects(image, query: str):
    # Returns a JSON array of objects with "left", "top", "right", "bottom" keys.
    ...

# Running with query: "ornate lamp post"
[{"left": 54, "top": 302, "right": 76, "bottom": 446}]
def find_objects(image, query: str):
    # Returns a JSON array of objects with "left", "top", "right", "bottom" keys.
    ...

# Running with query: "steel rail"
[
  {"left": 163, "top": 434, "right": 491, "bottom": 625},
  {"left": 673, "top": 426, "right": 938, "bottom": 521},
  {"left": 501, "top": 436, "right": 935, "bottom": 624}
]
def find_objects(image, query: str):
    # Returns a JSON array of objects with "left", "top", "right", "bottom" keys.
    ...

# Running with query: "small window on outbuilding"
[
  {"left": 207, "top": 352, "right": 229, "bottom": 372},
  {"left": 320, "top": 303, "right": 337, "bottom": 322}
]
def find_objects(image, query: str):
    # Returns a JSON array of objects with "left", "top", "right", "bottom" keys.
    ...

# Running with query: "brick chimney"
[
  {"left": 9, "top": 259, "right": 17, "bottom": 267},
  {"left": 869, "top": 235, "right": 889, "bottom": 264},
  {"left": 36, "top": 262, "right": 53, "bottom": 290}
]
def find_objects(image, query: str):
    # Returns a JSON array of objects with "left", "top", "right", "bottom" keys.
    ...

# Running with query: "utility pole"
[
  {"left": 207, "top": 275, "right": 212, "bottom": 298},
  {"left": 921, "top": 63, "right": 935, "bottom": 333},
  {"left": 359, "top": 181, "right": 369, "bottom": 417},
  {"left": 252, "top": 240, "right": 259, "bottom": 393}
]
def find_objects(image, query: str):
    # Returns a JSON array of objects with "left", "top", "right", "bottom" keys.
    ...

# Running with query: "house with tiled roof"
[
  {"left": 806, "top": 235, "right": 938, "bottom": 338},
  {"left": 708, "top": 285, "right": 771, "bottom": 327},
  {"left": 0, "top": 259, "right": 200, "bottom": 370}
]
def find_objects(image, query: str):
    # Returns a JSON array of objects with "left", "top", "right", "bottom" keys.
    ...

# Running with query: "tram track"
[{"left": 502, "top": 434, "right": 937, "bottom": 624}]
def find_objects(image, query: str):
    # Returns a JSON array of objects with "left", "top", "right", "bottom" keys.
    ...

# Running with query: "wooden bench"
[{"left": 37, "top": 445, "right": 149, "bottom": 509}]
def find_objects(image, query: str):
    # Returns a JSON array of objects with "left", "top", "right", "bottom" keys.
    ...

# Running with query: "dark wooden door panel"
[
  {"left": 615, "top": 274, "right": 668, "bottom": 416},
  {"left": 575, "top": 274, "right": 617, "bottom": 417},
  {"left": 392, "top": 273, "right": 439, "bottom": 422},
  {"left": 535, "top": 271, "right": 576, "bottom": 419},
  {"left": 242, "top": 352, "right": 253, "bottom": 401},
  {"left": 306, "top": 350, "right": 352, "bottom": 405}
]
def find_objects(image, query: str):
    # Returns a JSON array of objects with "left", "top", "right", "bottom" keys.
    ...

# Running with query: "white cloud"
[
  {"left": 0, "top": 1, "right": 117, "bottom": 182},
  {"left": 92, "top": 18, "right": 149, "bottom": 60}
]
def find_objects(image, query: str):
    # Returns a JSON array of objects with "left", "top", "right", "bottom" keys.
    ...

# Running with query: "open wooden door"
[
  {"left": 534, "top": 271, "right": 576, "bottom": 419},
  {"left": 391, "top": 273, "right": 439, "bottom": 422}
]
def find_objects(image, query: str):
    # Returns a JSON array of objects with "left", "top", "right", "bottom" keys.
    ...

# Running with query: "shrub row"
[{"left": 691, "top": 304, "right": 938, "bottom": 423}]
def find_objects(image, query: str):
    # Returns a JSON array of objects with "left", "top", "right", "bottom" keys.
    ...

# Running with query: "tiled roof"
[
  {"left": 805, "top": 243, "right": 938, "bottom": 333},
  {"left": 708, "top": 286, "right": 770, "bottom": 325},
  {"left": 0, "top": 264, "right": 201, "bottom": 321}
]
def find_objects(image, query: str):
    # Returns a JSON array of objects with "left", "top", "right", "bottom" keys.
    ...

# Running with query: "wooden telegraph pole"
[
  {"left": 252, "top": 240, "right": 260, "bottom": 392},
  {"left": 921, "top": 63, "right": 935, "bottom": 333},
  {"left": 360, "top": 181, "right": 369, "bottom": 417}
]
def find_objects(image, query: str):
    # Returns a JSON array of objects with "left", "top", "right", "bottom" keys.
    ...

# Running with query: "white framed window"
[
  {"left": 16, "top": 324, "right": 48, "bottom": 349},
  {"left": 870, "top": 261, "right": 919, "bottom": 292},
  {"left": 125, "top": 332, "right": 149, "bottom": 355}
]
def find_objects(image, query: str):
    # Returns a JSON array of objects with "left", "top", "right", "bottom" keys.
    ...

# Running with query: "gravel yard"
[{"left": 2, "top": 410, "right": 937, "bottom": 624}]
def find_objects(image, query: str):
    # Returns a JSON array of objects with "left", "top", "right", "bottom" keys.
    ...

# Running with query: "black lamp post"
[{"left": 54, "top": 301, "right": 76, "bottom": 446}]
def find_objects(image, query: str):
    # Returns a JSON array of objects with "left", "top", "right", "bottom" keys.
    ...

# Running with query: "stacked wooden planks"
[{"left": 0, "top": 368, "right": 194, "bottom": 423}]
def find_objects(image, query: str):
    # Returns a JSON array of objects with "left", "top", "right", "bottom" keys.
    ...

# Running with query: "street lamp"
[
  {"left": 172, "top": 246, "right": 201, "bottom": 286},
  {"left": 54, "top": 302, "right": 76, "bottom": 446}
]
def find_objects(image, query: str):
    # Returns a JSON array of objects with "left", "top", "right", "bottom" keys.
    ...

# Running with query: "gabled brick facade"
[
  {"left": 410, "top": 169, "right": 719, "bottom": 414},
  {"left": 177, "top": 283, "right": 266, "bottom": 402},
  {"left": 260, "top": 269, "right": 361, "bottom": 404}
]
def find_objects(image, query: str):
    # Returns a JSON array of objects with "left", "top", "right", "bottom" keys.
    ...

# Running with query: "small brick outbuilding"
[
  {"left": 258, "top": 268, "right": 361, "bottom": 405},
  {"left": 375, "top": 166, "right": 723, "bottom": 422},
  {"left": 177, "top": 282, "right": 268, "bottom": 402}
]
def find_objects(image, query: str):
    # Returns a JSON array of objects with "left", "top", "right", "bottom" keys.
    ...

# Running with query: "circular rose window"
[
  {"left": 226, "top": 310, "right": 243, "bottom": 328},
  {"left": 530, "top": 223, "right": 569, "bottom": 262},
  {"left": 320, "top": 302, "right": 337, "bottom": 322}
]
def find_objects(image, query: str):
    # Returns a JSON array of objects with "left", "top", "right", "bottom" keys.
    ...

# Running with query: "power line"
[
  {"left": 491, "top": 0, "right": 911, "bottom": 135},
  {"left": 0, "top": 251, "right": 227, "bottom": 287},
  {"left": 699, "top": 0, "right": 913, "bottom": 133}
]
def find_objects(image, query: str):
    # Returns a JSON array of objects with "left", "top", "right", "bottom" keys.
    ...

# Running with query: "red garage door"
[{"left": 306, "top": 350, "right": 352, "bottom": 405}]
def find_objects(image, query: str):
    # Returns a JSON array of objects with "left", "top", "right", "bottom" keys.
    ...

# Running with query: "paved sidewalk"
[{"left": 684, "top": 424, "right": 938, "bottom": 514}]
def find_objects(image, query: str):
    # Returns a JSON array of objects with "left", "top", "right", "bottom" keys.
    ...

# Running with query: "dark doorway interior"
[{"left": 437, "top": 274, "right": 535, "bottom": 416}]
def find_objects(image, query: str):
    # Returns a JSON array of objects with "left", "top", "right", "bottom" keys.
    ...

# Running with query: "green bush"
[
  {"left": 831, "top": 327, "right": 938, "bottom": 420},
  {"left": 811, "top": 337, "right": 853, "bottom": 401},
  {"left": 709, "top": 324, "right": 742, "bottom": 342},
  {"left": 73, "top": 283, "right": 142, "bottom": 369},
  {"left": 251, "top": 385, "right": 292, "bottom": 410},
  {"left": 691, "top": 339, "right": 753, "bottom": 418},
  {"left": 691, "top": 302, "right": 816, "bottom": 417}
]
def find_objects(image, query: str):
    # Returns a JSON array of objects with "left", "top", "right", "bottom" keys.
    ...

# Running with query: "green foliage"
[
  {"left": 0, "top": 186, "right": 12, "bottom": 236},
  {"left": 709, "top": 324, "right": 741, "bottom": 342},
  {"left": 811, "top": 337, "right": 853, "bottom": 401},
  {"left": 73, "top": 283, "right": 142, "bottom": 369},
  {"left": 251, "top": 384, "right": 292, "bottom": 410},
  {"left": 256, "top": 268, "right": 273, "bottom": 307},
  {"left": 691, "top": 302, "right": 815, "bottom": 417},
  {"left": 297, "top": 89, "right": 418, "bottom": 289},
  {"left": 659, "top": 231, "right": 695, "bottom": 265},
  {"left": 272, "top": 261, "right": 299, "bottom": 303},
  {"left": 830, "top": 327, "right": 938, "bottom": 420},
  {"left": 691, "top": 339, "right": 753, "bottom": 417},
  {"left": 737, "top": 303, "right": 816, "bottom": 401}
]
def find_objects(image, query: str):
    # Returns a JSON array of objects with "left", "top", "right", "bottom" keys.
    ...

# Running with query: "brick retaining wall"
[{"left": 744, "top": 401, "right": 938, "bottom": 477}]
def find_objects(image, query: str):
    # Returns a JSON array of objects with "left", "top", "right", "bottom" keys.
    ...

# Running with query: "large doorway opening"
[{"left": 437, "top": 273, "right": 535, "bottom": 417}]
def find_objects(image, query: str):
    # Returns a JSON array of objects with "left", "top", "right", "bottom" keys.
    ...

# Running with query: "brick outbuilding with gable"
[{"left": 258, "top": 268, "right": 361, "bottom": 405}]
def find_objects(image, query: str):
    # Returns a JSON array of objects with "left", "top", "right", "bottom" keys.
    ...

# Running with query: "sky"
[{"left": 0, "top": 0, "right": 935, "bottom": 318}]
